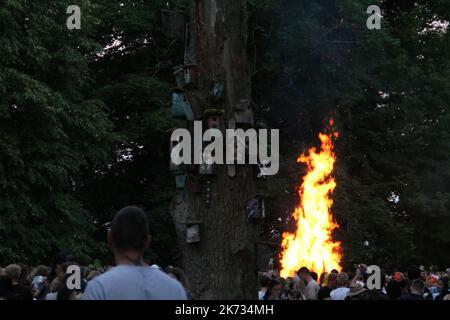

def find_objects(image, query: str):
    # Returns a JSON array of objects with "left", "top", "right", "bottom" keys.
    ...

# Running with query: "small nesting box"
[
  {"left": 171, "top": 88, "right": 194, "bottom": 120},
  {"left": 184, "top": 220, "right": 201, "bottom": 243},
  {"left": 184, "top": 64, "right": 198, "bottom": 86},
  {"left": 174, "top": 171, "right": 187, "bottom": 189},
  {"left": 211, "top": 81, "right": 225, "bottom": 101},
  {"left": 173, "top": 66, "right": 185, "bottom": 87},
  {"left": 234, "top": 99, "right": 255, "bottom": 126},
  {"left": 203, "top": 109, "right": 225, "bottom": 130},
  {"left": 245, "top": 196, "right": 265, "bottom": 220}
]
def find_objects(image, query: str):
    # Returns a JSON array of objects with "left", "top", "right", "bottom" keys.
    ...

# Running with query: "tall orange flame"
[{"left": 280, "top": 122, "right": 341, "bottom": 277}]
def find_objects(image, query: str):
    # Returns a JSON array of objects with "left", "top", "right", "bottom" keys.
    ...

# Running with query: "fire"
[{"left": 280, "top": 122, "right": 341, "bottom": 277}]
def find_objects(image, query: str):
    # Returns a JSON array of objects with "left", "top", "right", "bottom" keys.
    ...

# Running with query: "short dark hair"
[
  {"left": 111, "top": 206, "right": 149, "bottom": 251},
  {"left": 410, "top": 279, "right": 425, "bottom": 294},
  {"left": 310, "top": 271, "right": 318, "bottom": 281},
  {"left": 297, "top": 267, "right": 310, "bottom": 275},
  {"left": 259, "top": 274, "right": 271, "bottom": 287},
  {"left": 330, "top": 269, "right": 339, "bottom": 274}
]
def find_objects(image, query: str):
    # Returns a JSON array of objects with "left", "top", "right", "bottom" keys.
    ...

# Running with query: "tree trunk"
[{"left": 171, "top": 0, "right": 258, "bottom": 299}]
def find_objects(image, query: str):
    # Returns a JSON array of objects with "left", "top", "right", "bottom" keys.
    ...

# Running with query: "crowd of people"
[
  {"left": 258, "top": 264, "right": 450, "bottom": 300},
  {"left": 0, "top": 206, "right": 189, "bottom": 300},
  {"left": 1, "top": 206, "right": 449, "bottom": 301}
]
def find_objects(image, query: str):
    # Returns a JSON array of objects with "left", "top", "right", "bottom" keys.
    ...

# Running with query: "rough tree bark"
[{"left": 171, "top": 0, "right": 258, "bottom": 299}]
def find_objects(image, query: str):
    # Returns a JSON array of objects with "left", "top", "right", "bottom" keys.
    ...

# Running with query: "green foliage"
[
  {"left": 1, "top": 0, "right": 449, "bottom": 271},
  {"left": 252, "top": 0, "right": 450, "bottom": 269},
  {"left": 0, "top": 0, "right": 114, "bottom": 264}
]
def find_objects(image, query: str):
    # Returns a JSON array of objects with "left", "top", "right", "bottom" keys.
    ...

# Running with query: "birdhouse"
[
  {"left": 184, "top": 220, "right": 201, "bottom": 243},
  {"left": 173, "top": 66, "right": 185, "bottom": 87},
  {"left": 171, "top": 89, "right": 194, "bottom": 120},
  {"left": 203, "top": 109, "right": 225, "bottom": 130},
  {"left": 174, "top": 171, "right": 187, "bottom": 189},
  {"left": 234, "top": 99, "right": 255, "bottom": 126},
  {"left": 257, "top": 159, "right": 271, "bottom": 179},
  {"left": 211, "top": 81, "right": 225, "bottom": 101},
  {"left": 245, "top": 196, "right": 265, "bottom": 220},
  {"left": 184, "top": 64, "right": 198, "bottom": 86}
]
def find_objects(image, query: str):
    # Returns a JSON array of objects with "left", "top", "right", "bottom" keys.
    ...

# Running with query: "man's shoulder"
[{"left": 84, "top": 265, "right": 187, "bottom": 300}]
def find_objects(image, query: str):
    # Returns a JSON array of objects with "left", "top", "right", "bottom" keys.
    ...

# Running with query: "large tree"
[{"left": 171, "top": 0, "right": 259, "bottom": 299}]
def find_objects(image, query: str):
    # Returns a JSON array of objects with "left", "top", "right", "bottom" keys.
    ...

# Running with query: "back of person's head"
[
  {"left": 330, "top": 269, "right": 339, "bottom": 274},
  {"left": 4, "top": 264, "right": 21, "bottom": 282},
  {"left": 327, "top": 272, "right": 338, "bottom": 288},
  {"left": 32, "top": 265, "right": 48, "bottom": 278},
  {"left": 265, "top": 279, "right": 281, "bottom": 299},
  {"left": 310, "top": 271, "right": 318, "bottom": 282},
  {"left": 386, "top": 279, "right": 402, "bottom": 300},
  {"left": 410, "top": 279, "right": 425, "bottom": 295},
  {"left": 297, "top": 267, "right": 310, "bottom": 277},
  {"left": 50, "top": 249, "right": 77, "bottom": 280},
  {"left": 259, "top": 274, "right": 271, "bottom": 288},
  {"left": 110, "top": 206, "right": 149, "bottom": 251},
  {"left": 337, "top": 272, "right": 349, "bottom": 287},
  {"left": 319, "top": 272, "right": 328, "bottom": 286},
  {"left": 407, "top": 265, "right": 421, "bottom": 281},
  {"left": 298, "top": 267, "right": 309, "bottom": 274}
]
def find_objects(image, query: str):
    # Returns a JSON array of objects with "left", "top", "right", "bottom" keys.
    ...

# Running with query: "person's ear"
[{"left": 144, "top": 234, "right": 151, "bottom": 250}]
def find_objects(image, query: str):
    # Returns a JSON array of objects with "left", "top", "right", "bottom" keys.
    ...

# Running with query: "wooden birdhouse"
[
  {"left": 171, "top": 88, "right": 194, "bottom": 120},
  {"left": 184, "top": 220, "right": 201, "bottom": 243},
  {"left": 211, "top": 81, "right": 225, "bottom": 101},
  {"left": 174, "top": 171, "right": 187, "bottom": 189},
  {"left": 234, "top": 99, "right": 255, "bottom": 126},
  {"left": 184, "top": 64, "right": 198, "bottom": 86},
  {"left": 245, "top": 196, "right": 265, "bottom": 220},
  {"left": 173, "top": 65, "right": 185, "bottom": 87},
  {"left": 203, "top": 109, "right": 225, "bottom": 130}
]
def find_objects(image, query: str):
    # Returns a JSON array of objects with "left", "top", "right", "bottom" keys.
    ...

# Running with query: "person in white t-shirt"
[
  {"left": 83, "top": 206, "right": 187, "bottom": 300},
  {"left": 330, "top": 272, "right": 350, "bottom": 300}
]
